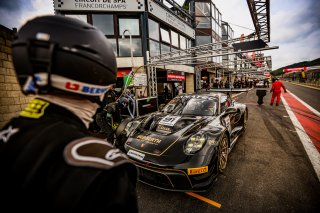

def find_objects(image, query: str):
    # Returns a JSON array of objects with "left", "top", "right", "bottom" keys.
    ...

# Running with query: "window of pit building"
[
  {"left": 211, "top": 3, "right": 222, "bottom": 37},
  {"left": 212, "top": 19, "right": 217, "bottom": 33},
  {"left": 196, "top": 16, "right": 211, "bottom": 28},
  {"left": 148, "top": 19, "right": 159, "bottom": 41},
  {"left": 65, "top": 14, "right": 88, "bottom": 23},
  {"left": 148, "top": 19, "right": 160, "bottom": 57},
  {"left": 172, "top": 47, "right": 179, "bottom": 53},
  {"left": 118, "top": 18, "right": 142, "bottom": 57},
  {"left": 180, "top": 35, "right": 186, "bottom": 49},
  {"left": 187, "top": 39, "right": 191, "bottom": 49},
  {"left": 160, "top": 28, "right": 170, "bottom": 44},
  {"left": 118, "top": 38, "right": 142, "bottom": 57},
  {"left": 91, "top": 14, "right": 117, "bottom": 56},
  {"left": 196, "top": 35, "right": 212, "bottom": 46},
  {"left": 211, "top": 3, "right": 216, "bottom": 19},
  {"left": 119, "top": 18, "right": 140, "bottom": 36},
  {"left": 195, "top": 2, "right": 210, "bottom": 16},
  {"left": 212, "top": 24, "right": 220, "bottom": 41},
  {"left": 92, "top": 14, "right": 114, "bottom": 35},
  {"left": 108, "top": 39, "right": 117, "bottom": 57},
  {"left": 171, "top": 31, "right": 179, "bottom": 48},
  {"left": 148, "top": 19, "right": 193, "bottom": 55},
  {"left": 149, "top": 40, "right": 160, "bottom": 57},
  {"left": 161, "top": 43, "right": 170, "bottom": 54}
]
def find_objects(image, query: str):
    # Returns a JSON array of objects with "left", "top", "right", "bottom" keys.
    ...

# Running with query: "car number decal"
[
  {"left": 127, "top": 149, "right": 145, "bottom": 161},
  {"left": 158, "top": 115, "right": 181, "bottom": 126},
  {"left": 224, "top": 116, "right": 231, "bottom": 132}
]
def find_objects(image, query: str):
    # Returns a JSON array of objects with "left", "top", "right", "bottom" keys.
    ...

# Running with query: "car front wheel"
[{"left": 218, "top": 134, "right": 229, "bottom": 173}]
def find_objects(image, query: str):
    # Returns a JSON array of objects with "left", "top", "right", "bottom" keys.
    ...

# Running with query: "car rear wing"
[{"left": 206, "top": 88, "right": 249, "bottom": 93}]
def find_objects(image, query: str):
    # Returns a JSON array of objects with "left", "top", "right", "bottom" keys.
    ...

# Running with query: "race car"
[
  {"left": 116, "top": 92, "right": 248, "bottom": 192},
  {"left": 256, "top": 80, "right": 265, "bottom": 88}
]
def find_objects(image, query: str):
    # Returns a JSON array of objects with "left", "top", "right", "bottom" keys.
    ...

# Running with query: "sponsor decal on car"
[
  {"left": 127, "top": 149, "right": 145, "bottom": 161},
  {"left": 187, "top": 166, "right": 208, "bottom": 175},
  {"left": 136, "top": 135, "right": 161, "bottom": 145},
  {"left": 158, "top": 115, "right": 181, "bottom": 126},
  {"left": 224, "top": 116, "right": 231, "bottom": 133},
  {"left": 156, "top": 124, "right": 172, "bottom": 132}
]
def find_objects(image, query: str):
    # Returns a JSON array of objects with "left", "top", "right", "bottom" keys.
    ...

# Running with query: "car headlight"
[{"left": 184, "top": 133, "right": 207, "bottom": 154}]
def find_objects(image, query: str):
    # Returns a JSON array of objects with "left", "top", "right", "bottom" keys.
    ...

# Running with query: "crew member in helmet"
[{"left": 0, "top": 15, "right": 138, "bottom": 212}]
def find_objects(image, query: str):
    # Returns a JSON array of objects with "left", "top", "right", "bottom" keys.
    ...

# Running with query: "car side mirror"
[
  {"left": 224, "top": 107, "right": 237, "bottom": 115},
  {"left": 220, "top": 107, "right": 237, "bottom": 124}
]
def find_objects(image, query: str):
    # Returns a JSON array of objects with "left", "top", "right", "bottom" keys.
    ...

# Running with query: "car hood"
[{"left": 125, "top": 114, "right": 211, "bottom": 156}]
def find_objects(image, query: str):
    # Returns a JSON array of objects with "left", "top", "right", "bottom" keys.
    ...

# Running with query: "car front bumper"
[{"left": 130, "top": 158, "right": 218, "bottom": 192}]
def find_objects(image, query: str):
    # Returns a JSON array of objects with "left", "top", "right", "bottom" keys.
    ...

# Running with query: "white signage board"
[
  {"left": 54, "top": 0, "right": 145, "bottom": 12},
  {"left": 148, "top": 0, "right": 195, "bottom": 39},
  {"left": 159, "top": 115, "right": 181, "bottom": 126},
  {"left": 127, "top": 150, "right": 145, "bottom": 161},
  {"left": 257, "top": 67, "right": 266, "bottom": 72},
  {"left": 133, "top": 73, "right": 147, "bottom": 86}
]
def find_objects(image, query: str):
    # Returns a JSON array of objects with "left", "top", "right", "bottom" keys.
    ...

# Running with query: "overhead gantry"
[
  {"left": 146, "top": 34, "right": 278, "bottom": 95},
  {"left": 246, "top": 0, "right": 270, "bottom": 43}
]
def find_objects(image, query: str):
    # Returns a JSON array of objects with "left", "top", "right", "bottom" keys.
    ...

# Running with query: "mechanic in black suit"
[{"left": 0, "top": 15, "right": 138, "bottom": 212}]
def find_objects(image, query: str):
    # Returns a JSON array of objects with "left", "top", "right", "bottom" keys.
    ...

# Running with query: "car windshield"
[
  {"left": 181, "top": 98, "right": 218, "bottom": 116},
  {"left": 162, "top": 96, "right": 188, "bottom": 114}
]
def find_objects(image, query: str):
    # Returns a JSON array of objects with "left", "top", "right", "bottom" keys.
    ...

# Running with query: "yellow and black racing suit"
[{"left": 0, "top": 98, "right": 138, "bottom": 212}]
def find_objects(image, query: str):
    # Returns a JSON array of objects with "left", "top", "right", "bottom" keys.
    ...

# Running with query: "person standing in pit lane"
[
  {"left": 0, "top": 15, "right": 138, "bottom": 212},
  {"left": 270, "top": 78, "right": 287, "bottom": 106}
]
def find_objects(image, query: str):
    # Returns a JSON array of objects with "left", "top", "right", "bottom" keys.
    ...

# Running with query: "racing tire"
[
  {"left": 115, "top": 117, "right": 133, "bottom": 138},
  {"left": 102, "top": 124, "right": 115, "bottom": 145},
  {"left": 218, "top": 134, "right": 229, "bottom": 173},
  {"left": 242, "top": 108, "right": 248, "bottom": 130},
  {"left": 114, "top": 117, "right": 133, "bottom": 150}
]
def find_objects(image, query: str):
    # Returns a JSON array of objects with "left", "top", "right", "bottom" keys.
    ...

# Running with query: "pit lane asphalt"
[{"left": 136, "top": 88, "right": 320, "bottom": 213}]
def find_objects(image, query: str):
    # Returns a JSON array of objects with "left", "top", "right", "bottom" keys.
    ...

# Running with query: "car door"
[{"left": 220, "top": 95, "right": 236, "bottom": 136}]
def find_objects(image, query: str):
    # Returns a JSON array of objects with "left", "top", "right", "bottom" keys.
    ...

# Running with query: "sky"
[{"left": 0, "top": 0, "right": 319, "bottom": 70}]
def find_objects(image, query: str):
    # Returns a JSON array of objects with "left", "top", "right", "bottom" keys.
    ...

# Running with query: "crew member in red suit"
[{"left": 270, "top": 78, "right": 287, "bottom": 106}]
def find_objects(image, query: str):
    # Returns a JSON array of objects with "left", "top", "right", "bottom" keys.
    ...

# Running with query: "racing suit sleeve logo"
[
  {"left": 0, "top": 126, "right": 19, "bottom": 143},
  {"left": 20, "top": 99, "right": 50, "bottom": 119}
]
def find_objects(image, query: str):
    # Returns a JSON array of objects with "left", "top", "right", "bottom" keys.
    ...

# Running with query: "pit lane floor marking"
[
  {"left": 281, "top": 91, "right": 320, "bottom": 181},
  {"left": 185, "top": 192, "right": 221, "bottom": 209},
  {"left": 286, "top": 89, "right": 320, "bottom": 117},
  {"left": 282, "top": 90, "right": 320, "bottom": 150}
]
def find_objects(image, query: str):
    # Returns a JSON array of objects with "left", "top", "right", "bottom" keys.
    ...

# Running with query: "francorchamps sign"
[
  {"left": 148, "top": 0, "right": 195, "bottom": 39},
  {"left": 54, "top": 0, "right": 145, "bottom": 12}
]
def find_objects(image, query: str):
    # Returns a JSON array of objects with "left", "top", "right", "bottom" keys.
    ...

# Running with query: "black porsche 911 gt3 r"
[{"left": 116, "top": 92, "right": 248, "bottom": 192}]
